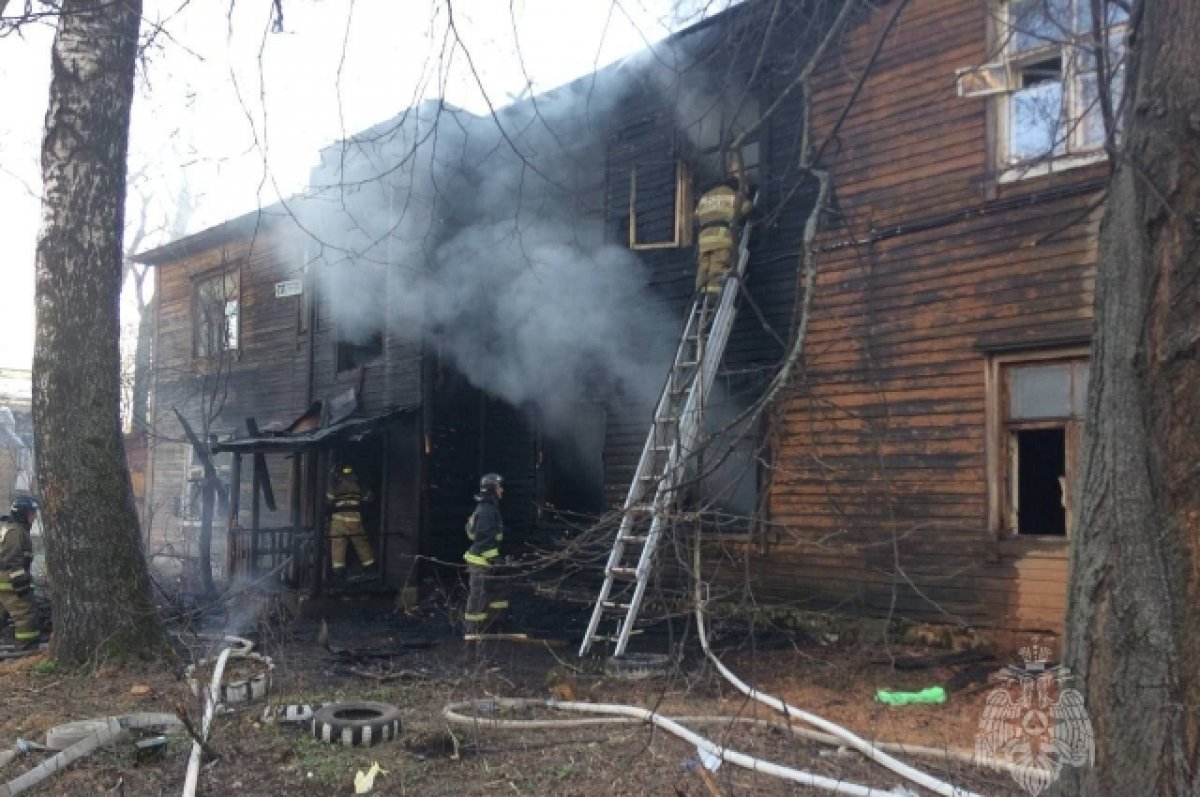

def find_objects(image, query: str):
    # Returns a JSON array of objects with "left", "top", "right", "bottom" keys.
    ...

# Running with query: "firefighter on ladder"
[
  {"left": 326, "top": 465, "right": 377, "bottom": 582},
  {"left": 694, "top": 150, "right": 756, "bottom": 304},
  {"left": 0, "top": 495, "right": 41, "bottom": 650},
  {"left": 463, "top": 472, "right": 507, "bottom": 636}
]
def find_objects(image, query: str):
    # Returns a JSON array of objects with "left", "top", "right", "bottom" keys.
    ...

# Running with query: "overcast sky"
[{"left": 0, "top": 0, "right": 718, "bottom": 370}]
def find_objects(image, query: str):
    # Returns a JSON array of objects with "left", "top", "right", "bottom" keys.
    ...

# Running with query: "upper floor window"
[
  {"left": 628, "top": 159, "right": 694, "bottom": 250},
  {"left": 336, "top": 330, "right": 383, "bottom": 373},
  {"left": 193, "top": 270, "right": 240, "bottom": 359},
  {"left": 958, "top": 0, "right": 1127, "bottom": 174}
]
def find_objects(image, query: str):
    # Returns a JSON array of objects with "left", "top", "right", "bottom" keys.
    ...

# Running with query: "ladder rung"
[
  {"left": 618, "top": 534, "right": 649, "bottom": 544},
  {"left": 601, "top": 600, "right": 632, "bottom": 610},
  {"left": 608, "top": 566, "right": 638, "bottom": 578},
  {"left": 590, "top": 630, "right": 645, "bottom": 643},
  {"left": 625, "top": 504, "right": 654, "bottom": 513}
]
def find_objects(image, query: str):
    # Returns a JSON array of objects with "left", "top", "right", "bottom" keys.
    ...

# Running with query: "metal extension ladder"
[{"left": 579, "top": 204, "right": 756, "bottom": 657}]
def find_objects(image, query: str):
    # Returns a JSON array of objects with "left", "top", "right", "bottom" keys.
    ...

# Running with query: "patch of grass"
[
  {"left": 32, "top": 658, "right": 58, "bottom": 675},
  {"left": 294, "top": 736, "right": 352, "bottom": 786}
]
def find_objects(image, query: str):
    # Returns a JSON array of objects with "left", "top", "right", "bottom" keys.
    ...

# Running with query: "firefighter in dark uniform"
[
  {"left": 326, "top": 465, "right": 376, "bottom": 581},
  {"left": 694, "top": 154, "right": 755, "bottom": 295},
  {"left": 463, "top": 472, "right": 506, "bottom": 635},
  {"left": 0, "top": 495, "right": 40, "bottom": 649}
]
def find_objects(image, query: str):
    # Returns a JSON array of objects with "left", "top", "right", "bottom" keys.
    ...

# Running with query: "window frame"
[
  {"left": 959, "top": 0, "right": 1127, "bottom": 179},
  {"left": 985, "top": 348, "right": 1089, "bottom": 539},
  {"left": 335, "top": 329, "right": 385, "bottom": 374},
  {"left": 191, "top": 266, "right": 241, "bottom": 360},
  {"left": 628, "top": 160, "right": 694, "bottom": 250}
]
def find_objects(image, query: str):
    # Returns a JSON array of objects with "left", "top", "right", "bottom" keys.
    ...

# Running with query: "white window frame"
[
  {"left": 957, "top": 0, "right": 1127, "bottom": 181},
  {"left": 193, "top": 267, "right": 241, "bottom": 359}
]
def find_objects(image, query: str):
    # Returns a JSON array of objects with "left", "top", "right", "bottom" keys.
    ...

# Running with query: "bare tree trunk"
[
  {"left": 33, "top": 0, "right": 165, "bottom": 664},
  {"left": 1061, "top": 0, "right": 1200, "bottom": 792}
]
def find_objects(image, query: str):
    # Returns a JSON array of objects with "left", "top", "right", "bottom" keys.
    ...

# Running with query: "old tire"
[
  {"left": 185, "top": 651, "right": 274, "bottom": 705},
  {"left": 311, "top": 702, "right": 402, "bottom": 747},
  {"left": 605, "top": 653, "right": 671, "bottom": 680}
]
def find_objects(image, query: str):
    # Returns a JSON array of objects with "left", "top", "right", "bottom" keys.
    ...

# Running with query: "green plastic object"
[{"left": 874, "top": 686, "right": 946, "bottom": 706}]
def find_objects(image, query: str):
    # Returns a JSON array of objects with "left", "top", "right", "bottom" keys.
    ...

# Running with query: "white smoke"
[{"left": 295, "top": 86, "right": 678, "bottom": 455}]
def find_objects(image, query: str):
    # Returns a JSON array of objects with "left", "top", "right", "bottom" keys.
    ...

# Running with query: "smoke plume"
[{"left": 295, "top": 82, "right": 678, "bottom": 454}]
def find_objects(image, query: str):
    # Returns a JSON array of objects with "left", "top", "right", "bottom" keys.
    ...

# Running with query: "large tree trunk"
[
  {"left": 33, "top": 0, "right": 165, "bottom": 664},
  {"left": 1061, "top": 0, "right": 1200, "bottom": 793}
]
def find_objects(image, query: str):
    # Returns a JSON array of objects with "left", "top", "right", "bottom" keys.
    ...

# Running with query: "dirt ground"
[{"left": 1, "top": 598, "right": 1032, "bottom": 796}]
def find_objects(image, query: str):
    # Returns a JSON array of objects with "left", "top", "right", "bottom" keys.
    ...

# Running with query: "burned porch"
[{"left": 210, "top": 406, "right": 419, "bottom": 596}]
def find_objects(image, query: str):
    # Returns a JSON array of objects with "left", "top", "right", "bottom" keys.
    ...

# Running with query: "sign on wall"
[{"left": 274, "top": 279, "right": 303, "bottom": 298}]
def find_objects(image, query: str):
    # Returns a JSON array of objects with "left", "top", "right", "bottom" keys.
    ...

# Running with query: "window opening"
[
  {"left": 336, "top": 330, "right": 383, "bottom": 373},
  {"left": 628, "top": 160, "right": 693, "bottom": 250},
  {"left": 193, "top": 269, "right": 240, "bottom": 358},
  {"left": 991, "top": 354, "right": 1088, "bottom": 537},
  {"left": 957, "top": 0, "right": 1128, "bottom": 168},
  {"left": 1013, "top": 428, "right": 1066, "bottom": 534}
]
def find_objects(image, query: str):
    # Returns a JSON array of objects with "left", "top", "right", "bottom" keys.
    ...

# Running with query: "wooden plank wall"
[
  {"left": 600, "top": 6, "right": 827, "bottom": 508},
  {"left": 147, "top": 226, "right": 311, "bottom": 582},
  {"left": 740, "top": 0, "right": 1105, "bottom": 632}
]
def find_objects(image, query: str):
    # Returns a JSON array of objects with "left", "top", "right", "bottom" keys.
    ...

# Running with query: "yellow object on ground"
[{"left": 354, "top": 761, "right": 387, "bottom": 794}]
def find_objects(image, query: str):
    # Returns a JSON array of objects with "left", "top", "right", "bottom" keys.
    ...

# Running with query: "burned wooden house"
[
  {"left": 744, "top": 0, "right": 1117, "bottom": 634},
  {"left": 133, "top": 1, "right": 832, "bottom": 601},
  {"left": 135, "top": 0, "right": 1110, "bottom": 636}
]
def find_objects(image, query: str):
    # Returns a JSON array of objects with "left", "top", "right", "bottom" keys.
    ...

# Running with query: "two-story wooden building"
[
  {"left": 734, "top": 0, "right": 1121, "bottom": 634},
  {"left": 134, "top": 0, "right": 838, "bottom": 601},
  {"left": 136, "top": 0, "right": 1117, "bottom": 634}
]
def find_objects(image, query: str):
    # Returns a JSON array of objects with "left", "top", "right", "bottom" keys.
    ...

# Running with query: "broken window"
[
  {"left": 628, "top": 160, "right": 694, "bottom": 250},
  {"left": 193, "top": 269, "right": 240, "bottom": 359},
  {"left": 336, "top": 331, "right": 384, "bottom": 373},
  {"left": 957, "top": 0, "right": 1127, "bottom": 172},
  {"left": 989, "top": 354, "right": 1089, "bottom": 536}
]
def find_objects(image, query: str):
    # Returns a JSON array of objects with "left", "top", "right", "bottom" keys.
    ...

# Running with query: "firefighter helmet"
[
  {"left": 479, "top": 473, "right": 504, "bottom": 492},
  {"left": 10, "top": 495, "right": 40, "bottom": 518}
]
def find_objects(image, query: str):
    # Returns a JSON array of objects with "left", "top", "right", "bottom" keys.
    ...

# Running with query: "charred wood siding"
[
  {"left": 748, "top": 0, "right": 1103, "bottom": 632},
  {"left": 599, "top": 39, "right": 820, "bottom": 508},
  {"left": 309, "top": 264, "right": 423, "bottom": 415},
  {"left": 147, "top": 227, "right": 310, "bottom": 571},
  {"left": 422, "top": 359, "right": 483, "bottom": 569},
  {"left": 382, "top": 415, "right": 421, "bottom": 582},
  {"left": 480, "top": 397, "right": 539, "bottom": 544}
]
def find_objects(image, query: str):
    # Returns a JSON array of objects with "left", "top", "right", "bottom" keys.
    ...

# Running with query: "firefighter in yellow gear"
[
  {"left": 463, "top": 472, "right": 506, "bottom": 635},
  {"left": 0, "top": 495, "right": 40, "bottom": 649},
  {"left": 694, "top": 157, "right": 755, "bottom": 294},
  {"left": 326, "top": 465, "right": 376, "bottom": 581}
]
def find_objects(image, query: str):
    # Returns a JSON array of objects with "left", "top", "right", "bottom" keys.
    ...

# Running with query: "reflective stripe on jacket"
[{"left": 464, "top": 496, "right": 503, "bottom": 566}]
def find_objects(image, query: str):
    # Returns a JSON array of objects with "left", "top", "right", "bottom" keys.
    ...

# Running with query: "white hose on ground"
[
  {"left": 441, "top": 698, "right": 1028, "bottom": 779},
  {"left": 444, "top": 698, "right": 904, "bottom": 796},
  {"left": 691, "top": 541, "right": 982, "bottom": 797},
  {"left": 181, "top": 645, "right": 232, "bottom": 797},
  {"left": 0, "top": 714, "right": 181, "bottom": 797}
]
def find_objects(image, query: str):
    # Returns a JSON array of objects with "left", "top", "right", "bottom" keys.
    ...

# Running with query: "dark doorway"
[
  {"left": 540, "top": 403, "right": 606, "bottom": 520},
  {"left": 327, "top": 437, "right": 385, "bottom": 578}
]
